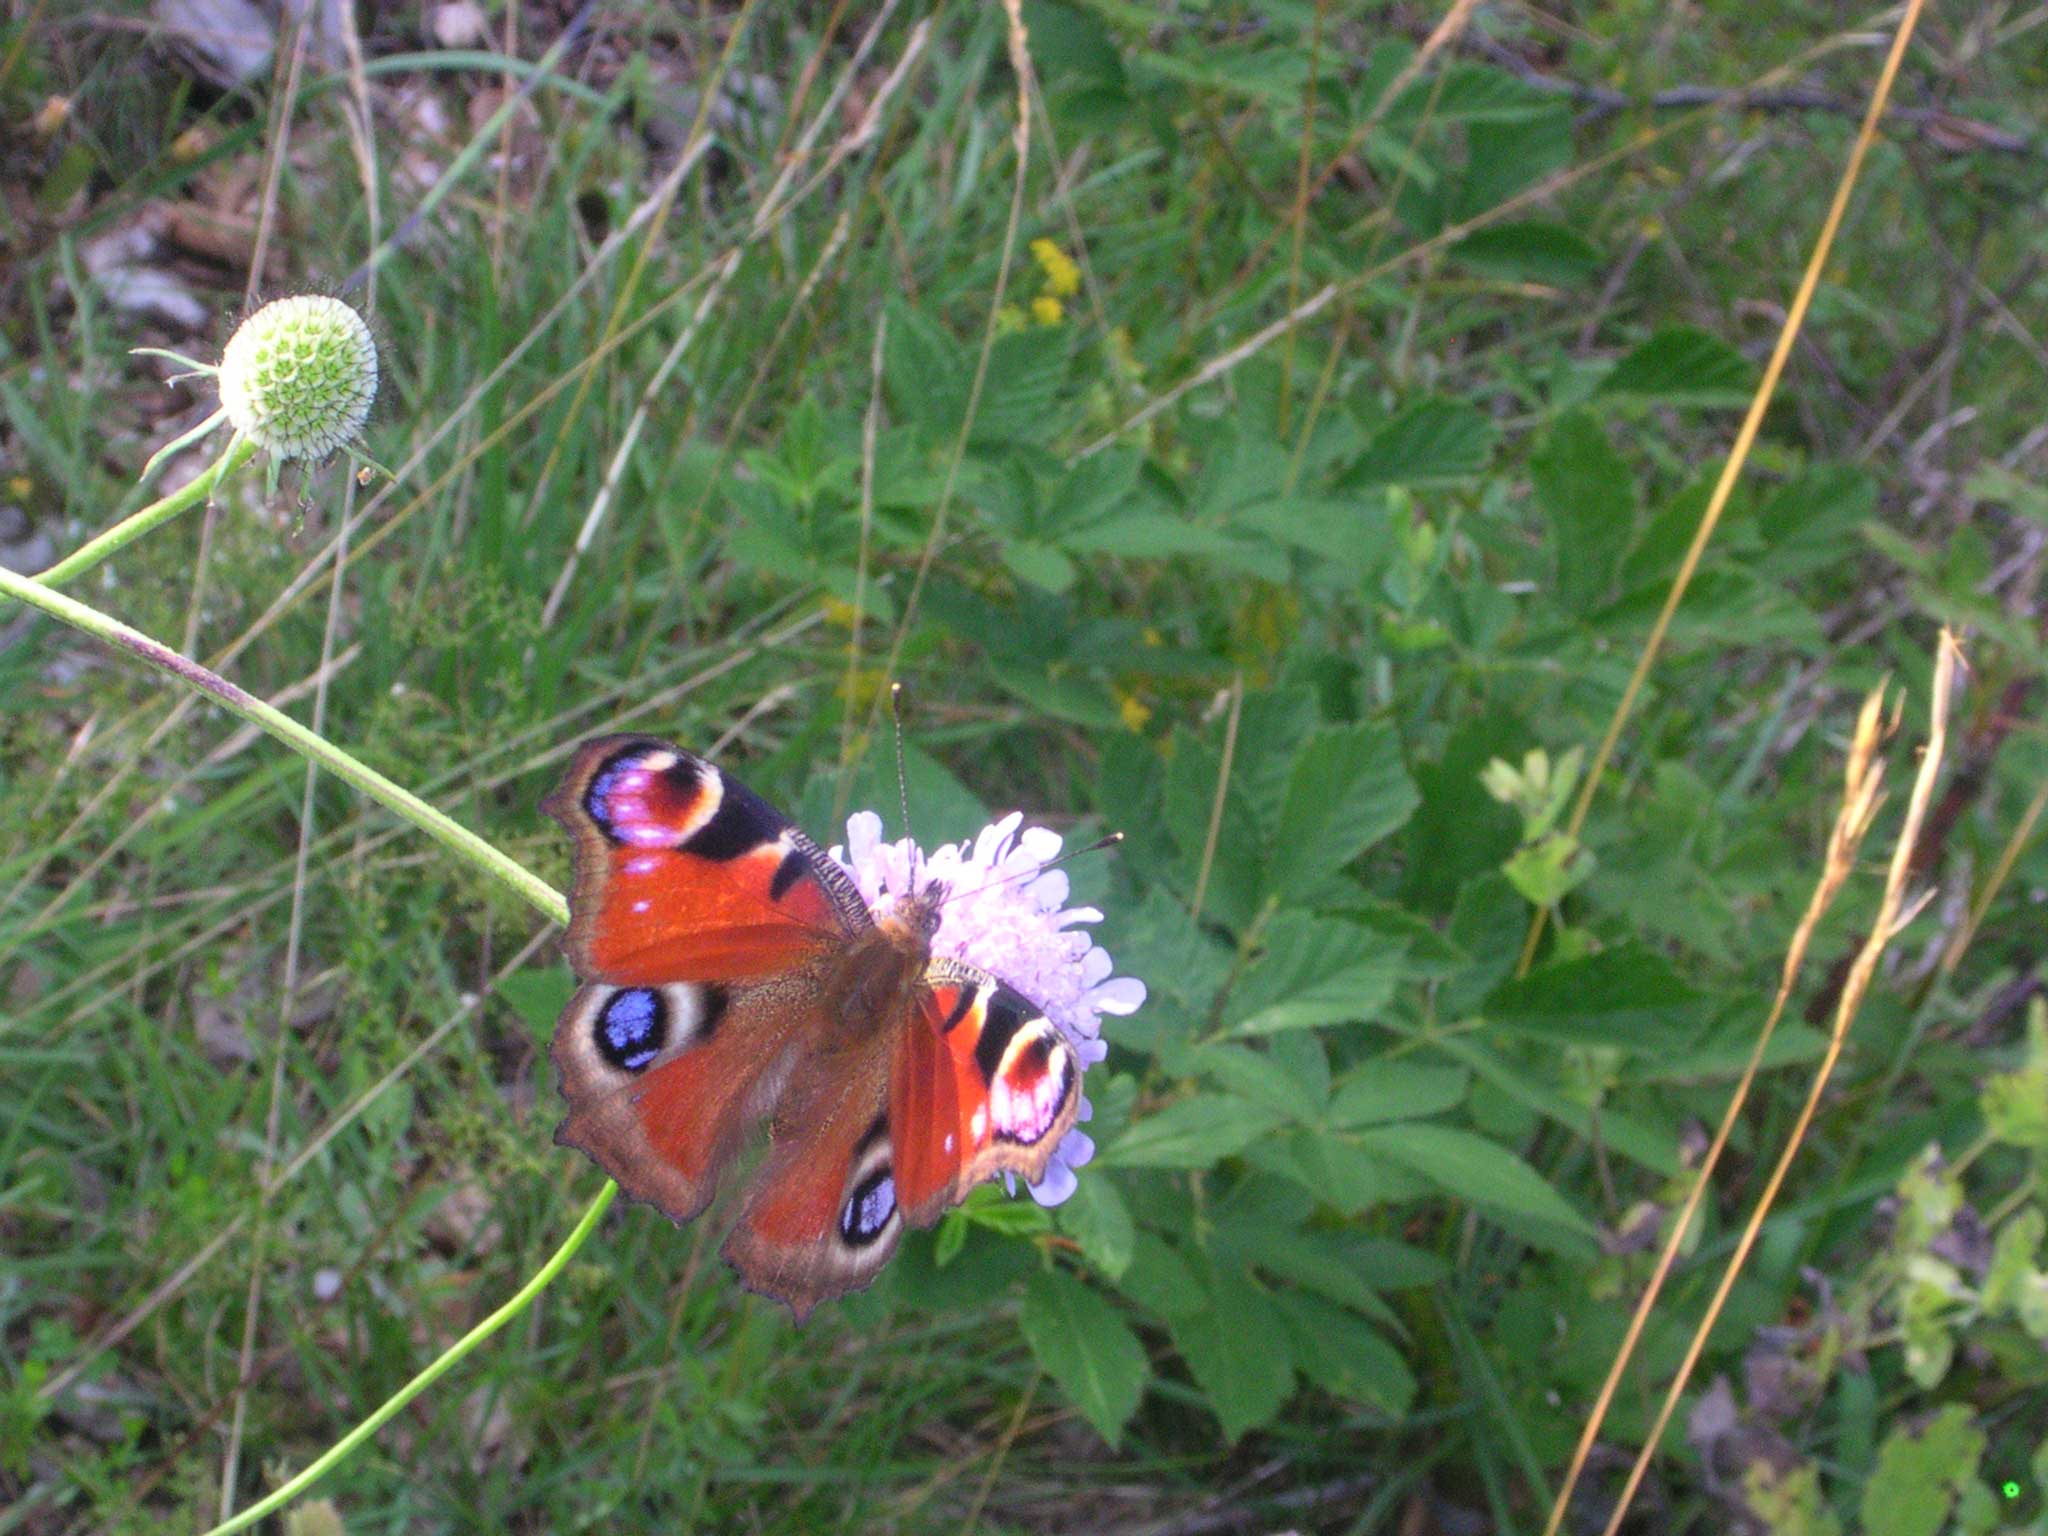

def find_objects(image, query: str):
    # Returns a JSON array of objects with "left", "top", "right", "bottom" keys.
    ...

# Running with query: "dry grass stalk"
[
  {"left": 1539, "top": 677, "right": 1898, "bottom": 1536},
  {"left": 1516, "top": 0, "right": 1934, "bottom": 977},
  {"left": 1595, "top": 630, "right": 1962, "bottom": 1535}
]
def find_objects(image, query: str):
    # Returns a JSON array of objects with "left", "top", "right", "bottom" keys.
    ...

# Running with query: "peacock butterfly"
[{"left": 542, "top": 735, "right": 1084, "bottom": 1320}]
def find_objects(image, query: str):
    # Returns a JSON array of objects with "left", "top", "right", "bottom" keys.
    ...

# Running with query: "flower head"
[
  {"left": 133, "top": 293, "right": 387, "bottom": 504},
  {"left": 217, "top": 295, "right": 378, "bottom": 461},
  {"left": 830, "top": 811, "right": 1144, "bottom": 1205}
]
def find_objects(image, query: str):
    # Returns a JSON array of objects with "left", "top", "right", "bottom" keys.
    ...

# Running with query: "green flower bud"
[{"left": 216, "top": 296, "right": 378, "bottom": 461}]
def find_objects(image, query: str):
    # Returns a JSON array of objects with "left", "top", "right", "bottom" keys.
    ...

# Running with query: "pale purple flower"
[{"left": 829, "top": 810, "right": 1144, "bottom": 1205}]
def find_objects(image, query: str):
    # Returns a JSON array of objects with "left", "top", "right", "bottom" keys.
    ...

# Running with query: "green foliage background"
[{"left": 3, "top": 3, "right": 2047, "bottom": 1532}]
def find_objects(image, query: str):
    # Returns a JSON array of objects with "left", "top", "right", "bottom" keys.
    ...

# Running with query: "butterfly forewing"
[{"left": 543, "top": 735, "right": 869, "bottom": 983}]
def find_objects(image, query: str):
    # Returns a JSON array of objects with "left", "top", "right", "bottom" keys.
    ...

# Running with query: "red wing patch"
[
  {"left": 722, "top": 1047, "right": 900, "bottom": 1323},
  {"left": 890, "top": 965, "right": 1082, "bottom": 1226},
  {"left": 551, "top": 977, "right": 809, "bottom": 1225},
  {"left": 543, "top": 736, "right": 868, "bottom": 985}
]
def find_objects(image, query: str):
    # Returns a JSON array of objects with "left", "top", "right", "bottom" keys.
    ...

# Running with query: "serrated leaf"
[
  {"left": 1116, "top": 1232, "right": 1204, "bottom": 1317},
  {"left": 1212, "top": 1217, "right": 1398, "bottom": 1324},
  {"left": 1102, "top": 1095, "right": 1283, "bottom": 1168},
  {"left": 1598, "top": 324, "right": 1755, "bottom": 404},
  {"left": 1058, "top": 1173, "right": 1136, "bottom": 1281},
  {"left": 1021, "top": 1269, "right": 1150, "bottom": 1447},
  {"left": 1326, "top": 1061, "right": 1468, "bottom": 1128},
  {"left": 1101, "top": 889, "right": 1231, "bottom": 1051},
  {"left": 1252, "top": 1128, "right": 1431, "bottom": 1213},
  {"left": 1273, "top": 723, "right": 1419, "bottom": 897},
  {"left": 1275, "top": 1292, "right": 1416, "bottom": 1416},
  {"left": 1344, "top": 398, "right": 1498, "bottom": 488},
  {"left": 1533, "top": 411, "right": 1634, "bottom": 611},
  {"left": 1482, "top": 943, "right": 1707, "bottom": 1051},
  {"left": 1189, "top": 1043, "right": 1325, "bottom": 1124},
  {"left": 1858, "top": 1404, "right": 1984, "bottom": 1536},
  {"left": 1170, "top": 1265, "right": 1295, "bottom": 1442},
  {"left": 1356, "top": 1123, "right": 1593, "bottom": 1238},
  {"left": 882, "top": 299, "right": 967, "bottom": 437},
  {"left": 1226, "top": 912, "right": 1403, "bottom": 1036}
]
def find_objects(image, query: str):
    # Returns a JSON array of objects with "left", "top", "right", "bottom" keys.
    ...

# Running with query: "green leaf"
[
  {"left": 1482, "top": 943, "right": 1707, "bottom": 1052},
  {"left": 1429, "top": 1034, "right": 1682, "bottom": 1176},
  {"left": 1532, "top": 410, "right": 1634, "bottom": 611},
  {"left": 1116, "top": 1232, "right": 1204, "bottom": 1318},
  {"left": 1275, "top": 1293, "right": 1416, "bottom": 1416},
  {"left": 1059, "top": 511, "right": 1239, "bottom": 559},
  {"left": 1272, "top": 723, "right": 1420, "bottom": 898},
  {"left": 1101, "top": 889, "right": 1230, "bottom": 1051},
  {"left": 1058, "top": 1174, "right": 1136, "bottom": 1282},
  {"left": 1981, "top": 1051, "right": 2048, "bottom": 1148},
  {"left": 1982, "top": 1208, "right": 2045, "bottom": 1316},
  {"left": 1449, "top": 221, "right": 1599, "bottom": 285},
  {"left": 1858, "top": 1404, "right": 1985, "bottom": 1536},
  {"left": 1169, "top": 1265, "right": 1295, "bottom": 1442},
  {"left": 1326, "top": 1061, "right": 1468, "bottom": 1128},
  {"left": 882, "top": 299, "right": 967, "bottom": 438},
  {"left": 1020, "top": 1269, "right": 1150, "bottom": 1447},
  {"left": 1598, "top": 324, "right": 1755, "bottom": 405},
  {"left": 499, "top": 966, "right": 574, "bottom": 1039},
  {"left": 1001, "top": 538, "right": 1078, "bottom": 593},
  {"left": 1189, "top": 1043, "right": 1325, "bottom": 1124},
  {"left": 1344, "top": 398, "right": 1498, "bottom": 488},
  {"left": 1743, "top": 1463, "right": 1842, "bottom": 1536},
  {"left": 1226, "top": 913, "right": 1403, "bottom": 1036},
  {"left": 1356, "top": 1123, "right": 1593, "bottom": 1238},
  {"left": 973, "top": 328, "right": 1070, "bottom": 447},
  {"left": 1102, "top": 1095, "right": 1283, "bottom": 1168},
  {"left": 1252, "top": 1128, "right": 1430, "bottom": 1213},
  {"left": 1213, "top": 1217, "right": 1399, "bottom": 1324}
]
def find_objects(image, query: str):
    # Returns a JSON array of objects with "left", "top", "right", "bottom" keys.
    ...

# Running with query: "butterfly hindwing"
[
  {"left": 721, "top": 1043, "right": 901, "bottom": 1322},
  {"left": 542, "top": 735, "right": 869, "bottom": 985},
  {"left": 892, "top": 957, "right": 1082, "bottom": 1224},
  {"left": 720, "top": 964, "right": 1080, "bottom": 1321},
  {"left": 551, "top": 977, "right": 810, "bottom": 1223}
]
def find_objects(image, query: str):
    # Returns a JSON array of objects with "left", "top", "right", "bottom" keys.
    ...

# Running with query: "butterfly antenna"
[
  {"left": 889, "top": 682, "right": 914, "bottom": 847},
  {"left": 889, "top": 682, "right": 925, "bottom": 891},
  {"left": 941, "top": 831, "right": 1125, "bottom": 908}
]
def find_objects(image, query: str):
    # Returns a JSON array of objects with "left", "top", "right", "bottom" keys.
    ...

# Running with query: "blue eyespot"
[{"left": 596, "top": 988, "right": 664, "bottom": 1073}]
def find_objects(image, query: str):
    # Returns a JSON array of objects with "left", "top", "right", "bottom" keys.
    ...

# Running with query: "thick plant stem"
[
  {"left": 198, "top": 1180, "right": 619, "bottom": 1536},
  {"left": 0, "top": 565, "right": 568, "bottom": 927},
  {"left": 36, "top": 435, "right": 257, "bottom": 588}
]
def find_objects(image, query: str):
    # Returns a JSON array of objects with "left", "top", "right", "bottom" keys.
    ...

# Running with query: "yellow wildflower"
[
  {"left": 1031, "top": 295, "right": 1064, "bottom": 327},
  {"left": 1030, "top": 238, "right": 1082, "bottom": 298}
]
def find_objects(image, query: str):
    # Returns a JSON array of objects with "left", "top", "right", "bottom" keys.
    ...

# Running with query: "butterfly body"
[{"left": 542, "top": 736, "right": 1082, "bottom": 1320}]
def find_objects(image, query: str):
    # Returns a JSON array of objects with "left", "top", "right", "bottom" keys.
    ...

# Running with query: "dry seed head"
[{"left": 216, "top": 296, "right": 378, "bottom": 461}]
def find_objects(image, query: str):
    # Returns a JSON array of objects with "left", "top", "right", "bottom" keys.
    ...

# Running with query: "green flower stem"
[
  {"left": 198, "top": 1180, "right": 620, "bottom": 1536},
  {"left": 0, "top": 564, "right": 620, "bottom": 1526},
  {"left": 36, "top": 434, "right": 257, "bottom": 588},
  {"left": 0, "top": 564, "right": 567, "bottom": 927}
]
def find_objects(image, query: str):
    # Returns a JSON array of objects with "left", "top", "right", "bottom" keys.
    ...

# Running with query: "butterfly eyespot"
[
  {"left": 595, "top": 987, "right": 668, "bottom": 1074},
  {"left": 839, "top": 1167, "right": 897, "bottom": 1246},
  {"left": 989, "top": 1021, "right": 1076, "bottom": 1147},
  {"left": 583, "top": 745, "right": 717, "bottom": 849}
]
